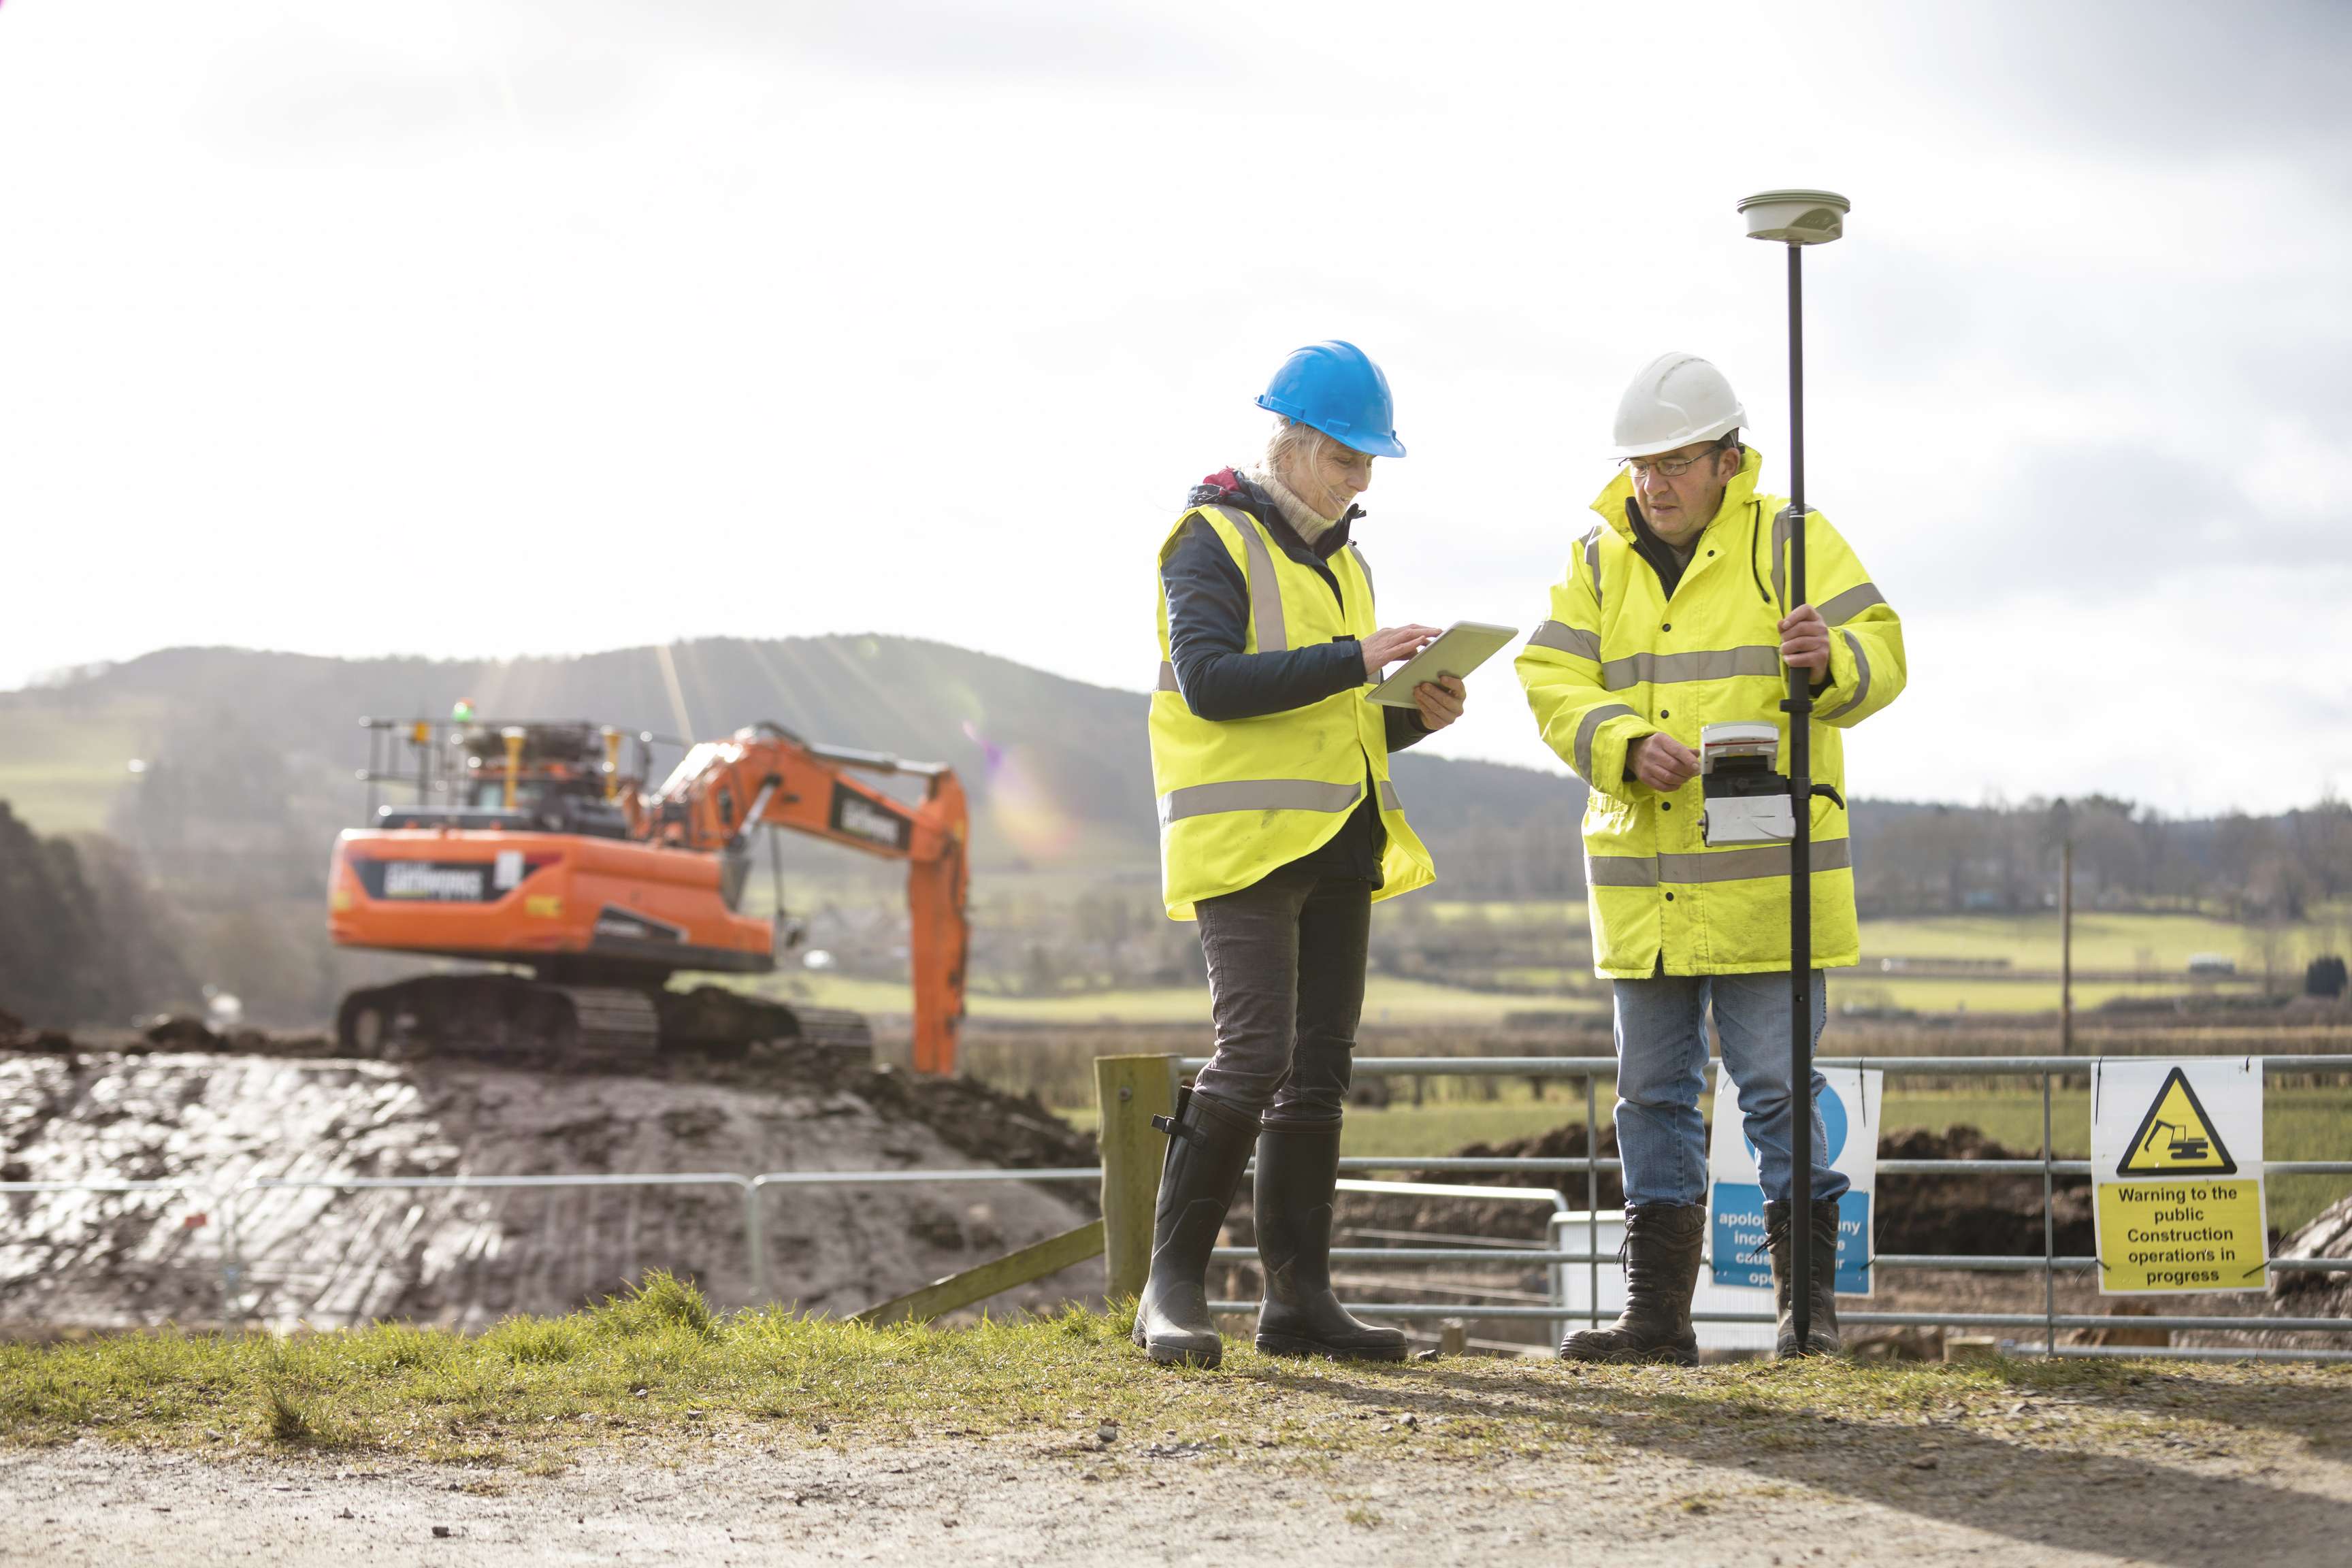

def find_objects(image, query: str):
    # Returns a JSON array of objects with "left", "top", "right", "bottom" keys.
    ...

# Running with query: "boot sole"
[
  {"left": 1559, "top": 1340, "right": 1699, "bottom": 1368},
  {"left": 1134, "top": 1325, "right": 1224, "bottom": 1369},
  {"left": 1255, "top": 1333, "right": 1410, "bottom": 1362}
]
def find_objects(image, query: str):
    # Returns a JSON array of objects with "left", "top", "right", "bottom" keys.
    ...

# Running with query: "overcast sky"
[{"left": 5, "top": 1, "right": 2348, "bottom": 816}]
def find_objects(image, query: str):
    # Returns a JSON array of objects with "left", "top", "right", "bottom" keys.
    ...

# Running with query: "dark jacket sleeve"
[
  {"left": 1384, "top": 706, "right": 1432, "bottom": 751},
  {"left": 1161, "top": 517, "right": 1367, "bottom": 721}
]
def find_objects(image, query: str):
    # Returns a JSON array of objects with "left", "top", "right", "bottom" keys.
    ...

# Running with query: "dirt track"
[{"left": 8, "top": 1410, "right": 2350, "bottom": 1568}]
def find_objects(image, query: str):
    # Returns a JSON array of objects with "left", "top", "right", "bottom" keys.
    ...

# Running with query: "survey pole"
[
  {"left": 1738, "top": 189, "right": 1850, "bottom": 1354},
  {"left": 1783, "top": 240, "right": 1815, "bottom": 1350}
]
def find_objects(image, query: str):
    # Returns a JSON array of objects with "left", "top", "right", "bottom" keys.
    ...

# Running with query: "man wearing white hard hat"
[{"left": 1516, "top": 353, "right": 1906, "bottom": 1362}]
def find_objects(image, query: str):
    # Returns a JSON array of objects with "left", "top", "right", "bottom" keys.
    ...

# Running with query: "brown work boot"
[
  {"left": 1559, "top": 1202, "right": 1705, "bottom": 1366},
  {"left": 1765, "top": 1198, "right": 1844, "bottom": 1358},
  {"left": 1252, "top": 1117, "right": 1408, "bottom": 1362},
  {"left": 1131, "top": 1088, "right": 1257, "bottom": 1368}
]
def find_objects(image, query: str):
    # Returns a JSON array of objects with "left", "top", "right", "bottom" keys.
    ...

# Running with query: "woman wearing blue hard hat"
[{"left": 1137, "top": 341, "right": 1465, "bottom": 1367}]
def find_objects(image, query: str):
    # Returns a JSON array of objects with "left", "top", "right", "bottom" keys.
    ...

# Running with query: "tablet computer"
[{"left": 1365, "top": 621, "right": 1520, "bottom": 708}]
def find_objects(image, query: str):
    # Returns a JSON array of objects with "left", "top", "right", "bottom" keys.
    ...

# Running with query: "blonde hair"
[{"left": 1261, "top": 416, "right": 1368, "bottom": 491}]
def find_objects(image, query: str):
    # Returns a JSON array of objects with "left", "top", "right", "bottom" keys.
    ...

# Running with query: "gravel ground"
[{"left": 7, "top": 1407, "right": 2350, "bottom": 1568}]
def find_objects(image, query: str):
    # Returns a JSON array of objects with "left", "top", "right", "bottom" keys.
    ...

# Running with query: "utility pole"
[{"left": 2054, "top": 798, "right": 2074, "bottom": 1055}]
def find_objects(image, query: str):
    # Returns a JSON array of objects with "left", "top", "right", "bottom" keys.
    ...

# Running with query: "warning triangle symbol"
[{"left": 2116, "top": 1066, "right": 2238, "bottom": 1177}]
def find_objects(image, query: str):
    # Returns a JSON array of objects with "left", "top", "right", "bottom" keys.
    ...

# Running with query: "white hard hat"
[{"left": 1611, "top": 352, "right": 1746, "bottom": 459}]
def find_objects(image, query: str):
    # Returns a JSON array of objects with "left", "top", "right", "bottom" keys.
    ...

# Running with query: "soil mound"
[
  {"left": 1, "top": 1035, "right": 1099, "bottom": 1333},
  {"left": 1875, "top": 1126, "right": 2093, "bottom": 1257},
  {"left": 1309, "top": 1123, "right": 2099, "bottom": 1258},
  {"left": 2267, "top": 1194, "right": 2352, "bottom": 1317}
]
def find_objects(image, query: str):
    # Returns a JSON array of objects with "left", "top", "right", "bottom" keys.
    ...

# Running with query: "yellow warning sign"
[
  {"left": 2115, "top": 1066, "right": 2238, "bottom": 1176},
  {"left": 2094, "top": 1179, "right": 2268, "bottom": 1292},
  {"left": 2091, "top": 1058, "right": 2267, "bottom": 1296}
]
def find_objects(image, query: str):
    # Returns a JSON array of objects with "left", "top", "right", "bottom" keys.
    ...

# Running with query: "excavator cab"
[{"left": 370, "top": 721, "right": 635, "bottom": 840}]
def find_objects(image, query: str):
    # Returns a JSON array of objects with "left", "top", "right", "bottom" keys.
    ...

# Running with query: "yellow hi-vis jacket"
[
  {"left": 1151, "top": 504, "right": 1436, "bottom": 919},
  {"left": 1516, "top": 446, "right": 1904, "bottom": 977}
]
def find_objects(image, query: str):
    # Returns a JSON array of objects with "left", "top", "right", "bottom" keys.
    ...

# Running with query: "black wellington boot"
[
  {"left": 1252, "top": 1118, "right": 1408, "bottom": 1361},
  {"left": 1132, "top": 1088, "right": 1258, "bottom": 1368},
  {"left": 1558, "top": 1203, "right": 1705, "bottom": 1366},
  {"left": 1765, "top": 1198, "right": 1844, "bottom": 1358}
]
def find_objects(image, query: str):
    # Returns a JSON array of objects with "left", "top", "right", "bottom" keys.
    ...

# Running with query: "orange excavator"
[{"left": 325, "top": 715, "right": 968, "bottom": 1072}]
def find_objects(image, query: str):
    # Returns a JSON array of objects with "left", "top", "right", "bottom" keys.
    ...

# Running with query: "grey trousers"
[{"left": 1186, "top": 860, "right": 1373, "bottom": 1124}]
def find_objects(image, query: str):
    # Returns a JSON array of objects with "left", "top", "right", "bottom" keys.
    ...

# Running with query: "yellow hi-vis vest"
[
  {"left": 1150, "top": 504, "right": 1437, "bottom": 920},
  {"left": 1515, "top": 446, "right": 1906, "bottom": 977}
]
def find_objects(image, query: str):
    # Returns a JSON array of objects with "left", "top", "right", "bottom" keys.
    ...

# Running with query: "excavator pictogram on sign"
[{"left": 2114, "top": 1065, "right": 2238, "bottom": 1177}]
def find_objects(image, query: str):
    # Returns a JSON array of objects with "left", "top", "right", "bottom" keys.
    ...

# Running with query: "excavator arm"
[{"left": 643, "top": 723, "right": 970, "bottom": 1075}]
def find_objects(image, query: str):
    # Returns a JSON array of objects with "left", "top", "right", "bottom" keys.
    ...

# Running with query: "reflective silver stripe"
[
  {"left": 1656, "top": 839, "right": 1855, "bottom": 883},
  {"left": 1377, "top": 780, "right": 1401, "bottom": 813},
  {"left": 1585, "top": 855, "right": 1659, "bottom": 888},
  {"left": 1208, "top": 505, "right": 1289, "bottom": 654},
  {"left": 1819, "top": 630, "right": 1872, "bottom": 721},
  {"left": 1350, "top": 544, "right": 1375, "bottom": 605},
  {"left": 1771, "top": 504, "right": 1798, "bottom": 610},
  {"left": 1573, "top": 703, "right": 1637, "bottom": 779},
  {"left": 1156, "top": 661, "right": 1181, "bottom": 693},
  {"left": 1587, "top": 840, "right": 1855, "bottom": 889},
  {"left": 1158, "top": 778, "right": 1362, "bottom": 823},
  {"left": 1582, "top": 527, "right": 1604, "bottom": 612},
  {"left": 1600, "top": 645, "right": 1781, "bottom": 691},
  {"left": 1526, "top": 619, "right": 1602, "bottom": 660},
  {"left": 1818, "top": 582, "right": 1886, "bottom": 625}
]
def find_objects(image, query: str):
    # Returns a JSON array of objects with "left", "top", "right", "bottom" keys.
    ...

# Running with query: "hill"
[{"left": 0, "top": 637, "right": 1588, "bottom": 877}]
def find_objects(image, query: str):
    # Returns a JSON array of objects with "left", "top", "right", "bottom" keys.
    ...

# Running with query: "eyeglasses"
[{"left": 1622, "top": 449, "right": 1725, "bottom": 479}]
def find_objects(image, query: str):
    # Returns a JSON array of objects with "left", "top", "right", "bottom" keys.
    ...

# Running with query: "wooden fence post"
[{"left": 1095, "top": 1054, "right": 1178, "bottom": 1300}]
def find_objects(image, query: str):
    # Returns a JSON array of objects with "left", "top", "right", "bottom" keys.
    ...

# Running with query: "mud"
[
  {"left": 0, "top": 1039, "right": 1100, "bottom": 1333},
  {"left": 1325, "top": 1124, "right": 2098, "bottom": 1259}
]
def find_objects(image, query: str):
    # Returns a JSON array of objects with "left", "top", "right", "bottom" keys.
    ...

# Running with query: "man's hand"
[
  {"left": 1362, "top": 624, "right": 1441, "bottom": 680},
  {"left": 1778, "top": 604, "right": 1831, "bottom": 674},
  {"left": 1629, "top": 732, "right": 1699, "bottom": 791},
  {"left": 1412, "top": 674, "right": 1465, "bottom": 732}
]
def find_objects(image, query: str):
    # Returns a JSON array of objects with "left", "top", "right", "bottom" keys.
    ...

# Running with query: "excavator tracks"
[{"left": 333, "top": 975, "right": 861, "bottom": 1066}]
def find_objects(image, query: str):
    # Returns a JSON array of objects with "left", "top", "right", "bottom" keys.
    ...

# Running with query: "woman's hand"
[
  {"left": 1413, "top": 674, "right": 1466, "bottom": 732},
  {"left": 1361, "top": 624, "right": 1440, "bottom": 680}
]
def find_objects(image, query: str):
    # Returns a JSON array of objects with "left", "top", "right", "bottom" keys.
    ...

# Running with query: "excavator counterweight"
[{"left": 327, "top": 717, "right": 968, "bottom": 1071}]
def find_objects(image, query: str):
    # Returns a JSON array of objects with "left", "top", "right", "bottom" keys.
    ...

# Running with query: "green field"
[
  {"left": 1859, "top": 911, "right": 2336, "bottom": 973},
  {"left": 0, "top": 699, "right": 161, "bottom": 836},
  {"left": 766, "top": 973, "right": 1604, "bottom": 1026},
  {"left": 769, "top": 896, "right": 2341, "bottom": 1022}
]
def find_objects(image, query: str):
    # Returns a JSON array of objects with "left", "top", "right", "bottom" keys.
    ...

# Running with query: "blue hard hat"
[{"left": 1254, "top": 340, "right": 1406, "bottom": 459}]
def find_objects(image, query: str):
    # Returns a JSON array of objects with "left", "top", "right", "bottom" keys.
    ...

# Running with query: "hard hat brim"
[
  {"left": 1610, "top": 412, "right": 1746, "bottom": 461},
  {"left": 1255, "top": 393, "right": 1407, "bottom": 459}
]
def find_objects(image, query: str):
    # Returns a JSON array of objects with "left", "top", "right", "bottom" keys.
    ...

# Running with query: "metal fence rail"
[
  {"left": 4, "top": 1051, "right": 2344, "bottom": 1360},
  {"left": 1184, "top": 1051, "right": 2352, "bottom": 1361}
]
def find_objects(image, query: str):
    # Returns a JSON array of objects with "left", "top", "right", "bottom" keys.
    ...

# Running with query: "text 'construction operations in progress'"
[{"left": 2091, "top": 1059, "right": 2268, "bottom": 1296}]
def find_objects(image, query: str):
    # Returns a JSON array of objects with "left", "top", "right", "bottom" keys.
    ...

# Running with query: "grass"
[{"left": 5, "top": 1272, "right": 2346, "bottom": 1475}]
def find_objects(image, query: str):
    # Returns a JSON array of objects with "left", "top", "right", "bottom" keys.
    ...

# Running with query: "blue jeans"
[{"left": 1612, "top": 968, "right": 1850, "bottom": 1208}]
